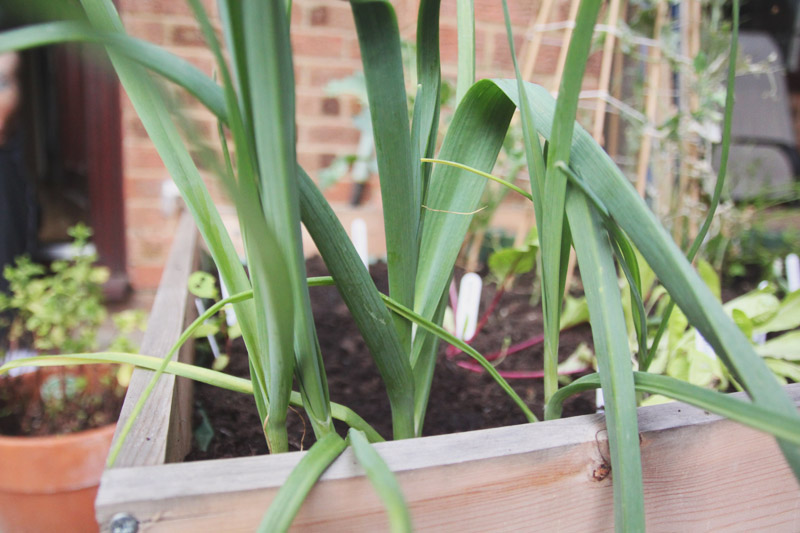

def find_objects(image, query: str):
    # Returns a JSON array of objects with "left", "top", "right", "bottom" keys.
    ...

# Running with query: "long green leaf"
[
  {"left": 455, "top": 0, "right": 475, "bottom": 106},
  {"left": 348, "top": 429, "right": 413, "bottom": 533},
  {"left": 539, "top": 0, "right": 602, "bottom": 403},
  {"left": 350, "top": 0, "right": 419, "bottom": 353},
  {"left": 546, "top": 373, "right": 800, "bottom": 446},
  {"left": 76, "top": 0, "right": 270, "bottom": 434},
  {"left": 0, "top": 21, "right": 227, "bottom": 121},
  {"left": 413, "top": 0, "right": 442, "bottom": 196},
  {"left": 185, "top": 0, "right": 277, "bottom": 431},
  {"left": 257, "top": 433, "right": 347, "bottom": 533},
  {"left": 414, "top": 83, "right": 515, "bottom": 331},
  {"left": 298, "top": 169, "right": 416, "bottom": 440},
  {"left": 241, "top": 1, "right": 318, "bottom": 451},
  {"left": 566, "top": 187, "right": 644, "bottom": 531}
]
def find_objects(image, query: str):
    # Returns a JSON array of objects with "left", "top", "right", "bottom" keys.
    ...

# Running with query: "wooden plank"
[
  {"left": 96, "top": 384, "right": 800, "bottom": 532},
  {"left": 106, "top": 212, "right": 199, "bottom": 468}
]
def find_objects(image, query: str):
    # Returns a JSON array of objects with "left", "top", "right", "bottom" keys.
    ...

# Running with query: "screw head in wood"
[{"left": 110, "top": 512, "right": 139, "bottom": 533}]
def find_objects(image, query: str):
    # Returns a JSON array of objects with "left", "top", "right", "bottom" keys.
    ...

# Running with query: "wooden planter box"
[{"left": 95, "top": 214, "right": 800, "bottom": 532}]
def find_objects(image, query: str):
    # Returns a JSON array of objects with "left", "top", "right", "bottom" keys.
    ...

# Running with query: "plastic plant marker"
[
  {"left": 2, "top": 349, "right": 37, "bottom": 377},
  {"left": 695, "top": 331, "right": 717, "bottom": 359},
  {"left": 787, "top": 254, "right": 800, "bottom": 292},
  {"left": 160, "top": 180, "right": 181, "bottom": 216},
  {"left": 455, "top": 272, "right": 482, "bottom": 341},
  {"left": 351, "top": 218, "right": 369, "bottom": 269},
  {"left": 596, "top": 387, "right": 605, "bottom": 413},
  {"left": 220, "top": 279, "right": 238, "bottom": 328},
  {"left": 752, "top": 280, "right": 769, "bottom": 344},
  {"left": 194, "top": 298, "right": 221, "bottom": 360}
]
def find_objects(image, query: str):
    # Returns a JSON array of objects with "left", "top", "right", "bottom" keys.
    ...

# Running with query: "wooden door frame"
[{"left": 83, "top": 55, "right": 128, "bottom": 300}]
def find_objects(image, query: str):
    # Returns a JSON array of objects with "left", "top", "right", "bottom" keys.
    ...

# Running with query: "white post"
[
  {"left": 786, "top": 253, "right": 800, "bottom": 292},
  {"left": 220, "top": 279, "right": 238, "bottom": 328},
  {"left": 350, "top": 218, "right": 369, "bottom": 269},
  {"left": 455, "top": 273, "right": 482, "bottom": 341}
]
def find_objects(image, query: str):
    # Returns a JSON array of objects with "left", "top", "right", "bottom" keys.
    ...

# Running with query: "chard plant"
[{"left": 2, "top": 0, "right": 800, "bottom": 531}]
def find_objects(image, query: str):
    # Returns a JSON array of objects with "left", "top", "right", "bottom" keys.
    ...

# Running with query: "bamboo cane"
[{"left": 635, "top": 0, "right": 668, "bottom": 198}]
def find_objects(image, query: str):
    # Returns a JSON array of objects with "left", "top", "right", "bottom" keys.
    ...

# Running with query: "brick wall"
[{"left": 118, "top": 0, "right": 599, "bottom": 289}]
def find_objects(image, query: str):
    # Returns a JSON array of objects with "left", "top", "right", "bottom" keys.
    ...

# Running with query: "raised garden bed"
[{"left": 95, "top": 215, "right": 800, "bottom": 531}]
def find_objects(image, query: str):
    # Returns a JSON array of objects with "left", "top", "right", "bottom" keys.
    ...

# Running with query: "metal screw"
[{"left": 109, "top": 512, "right": 139, "bottom": 533}]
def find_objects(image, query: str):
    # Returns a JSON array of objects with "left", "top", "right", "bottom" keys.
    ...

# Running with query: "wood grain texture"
[
  {"left": 96, "top": 384, "right": 800, "bottom": 532},
  {"left": 105, "top": 212, "right": 199, "bottom": 469}
]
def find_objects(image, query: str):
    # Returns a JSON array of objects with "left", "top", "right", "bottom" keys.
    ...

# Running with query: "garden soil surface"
[
  {"left": 0, "top": 365, "right": 124, "bottom": 436},
  {"left": 186, "top": 257, "right": 596, "bottom": 460}
]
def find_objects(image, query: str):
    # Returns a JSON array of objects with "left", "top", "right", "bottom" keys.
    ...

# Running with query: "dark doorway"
[{"left": 19, "top": 41, "right": 128, "bottom": 299}]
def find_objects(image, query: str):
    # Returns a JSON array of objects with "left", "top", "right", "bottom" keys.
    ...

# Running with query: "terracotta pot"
[{"left": 0, "top": 423, "right": 115, "bottom": 533}]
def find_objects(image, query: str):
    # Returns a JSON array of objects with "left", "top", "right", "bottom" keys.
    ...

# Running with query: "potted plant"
[
  {"left": 1, "top": 0, "right": 799, "bottom": 531},
  {"left": 0, "top": 224, "right": 142, "bottom": 532}
]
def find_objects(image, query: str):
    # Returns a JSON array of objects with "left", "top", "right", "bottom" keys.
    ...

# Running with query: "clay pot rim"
[{"left": 0, "top": 423, "right": 116, "bottom": 446}]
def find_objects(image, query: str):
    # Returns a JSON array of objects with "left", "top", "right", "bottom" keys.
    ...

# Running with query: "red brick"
[
  {"left": 585, "top": 50, "right": 603, "bottom": 78},
  {"left": 310, "top": 6, "right": 327, "bottom": 26},
  {"left": 128, "top": 264, "right": 165, "bottom": 290},
  {"left": 309, "top": 65, "right": 354, "bottom": 88},
  {"left": 291, "top": 3, "right": 305, "bottom": 25},
  {"left": 297, "top": 151, "right": 320, "bottom": 172},
  {"left": 125, "top": 19, "right": 166, "bottom": 45},
  {"left": 321, "top": 97, "right": 340, "bottom": 116},
  {"left": 176, "top": 53, "right": 215, "bottom": 76},
  {"left": 438, "top": 23, "right": 489, "bottom": 65},
  {"left": 474, "top": 0, "right": 536, "bottom": 25},
  {"left": 131, "top": 235, "right": 173, "bottom": 263},
  {"left": 291, "top": 32, "right": 344, "bottom": 58},
  {"left": 308, "top": 3, "right": 354, "bottom": 30},
  {"left": 346, "top": 36, "right": 363, "bottom": 61},
  {"left": 321, "top": 179, "right": 353, "bottom": 203},
  {"left": 296, "top": 94, "right": 318, "bottom": 117},
  {"left": 119, "top": 0, "right": 215, "bottom": 17},
  {"left": 124, "top": 177, "right": 164, "bottom": 200},
  {"left": 125, "top": 145, "right": 166, "bottom": 171},
  {"left": 318, "top": 153, "right": 336, "bottom": 168},
  {"left": 126, "top": 205, "right": 167, "bottom": 228},
  {"left": 171, "top": 24, "right": 206, "bottom": 47},
  {"left": 491, "top": 31, "right": 527, "bottom": 72},
  {"left": 306, "top": 125, "right": 360, "bottom": 144},
  {"left": 127, "top": 115, "right": 150, "bottom": 139}
]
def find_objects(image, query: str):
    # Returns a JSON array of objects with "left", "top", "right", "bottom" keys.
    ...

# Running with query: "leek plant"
[{"left": 2, "top": 0, "right": 800, "bottom": 531}]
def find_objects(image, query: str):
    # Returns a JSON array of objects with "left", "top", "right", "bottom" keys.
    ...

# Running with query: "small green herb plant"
[
  {"left": 0, "top": 224, "right": 145, "bottom": 434},
  {"left": 0, "top": 223, "right": 144, "bottom": 356},
  {"left": 1, "top": 0, "right": 800, "bottom": 531}
]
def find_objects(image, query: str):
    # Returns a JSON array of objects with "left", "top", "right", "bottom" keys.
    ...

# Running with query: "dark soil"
[
  {"left": 0, "top": 365, "right": 124, "bottom": 436},
  {"left": 186, "top": 257, "right": 595, "bottom": 460}
]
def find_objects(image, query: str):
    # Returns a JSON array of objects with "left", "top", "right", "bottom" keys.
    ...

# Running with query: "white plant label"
[
  {"left": 351, "top": 218, "right": 369, "bottom": 269},
  {"left": 751, "top": 280, "right": 768, "bottom": 345},
  {"left": 220, "top": 279, "right": 238, "bottom": 328},
  {"left": 786, "top": 253, "right": 800, "bottom": 292},
  {"left": 195, "top": 298, "right": 221, "bottom": 360},
  {"left": 596, "top": 388, "right": 605, "bottom": 412},
  {"left": 3, "top": 349, "right": 37, "bottom": 377},
  {"left": 161, "top": 179, "right": 181, "bottom": 216},
  {"left": 695, "top": 331, "right": 717, "bottom": 359},
  {"left": 455, "top": 272, "right": 482, "bottom": 341}
]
